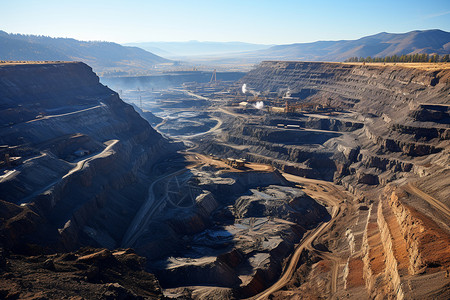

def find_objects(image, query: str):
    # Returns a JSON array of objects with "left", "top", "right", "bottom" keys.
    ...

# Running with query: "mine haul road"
[
  {"left": 19, "top": 139, "right": 119, "bottom": 205},
  {"left": 404, "top": 183, "right": 450, "bottom": 219},
  {"left": 283, "top": 174, "right": 349, "bottom": 295},
  {"left": 121, "top": 167, "right": 188, "bottom": 248},
  {"left": 249, "top": 173, "right": 346, "bottom": 300},
  {"left": 26, "top": 103, "right": 107, "bottom": 124},
  {"left": 182, "top": 89, "right": 210, "bottom": 101},
  {"left": 63, "top": 139, "right": 119, "bottom": 179}
]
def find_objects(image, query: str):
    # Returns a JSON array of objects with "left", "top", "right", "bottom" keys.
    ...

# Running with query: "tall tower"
[{"left": 210, "top": 69, "right": 217, "bottom": 83}]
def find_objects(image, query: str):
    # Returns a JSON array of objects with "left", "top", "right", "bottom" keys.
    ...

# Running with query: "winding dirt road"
[
  {"left": 404, "top": 183, "right": 450, "bottom": 219},
  {"left": 249, "top": 173, "right": 348, "bottom": 300},
  {"left": 19, "top": 139, "right": 119, "bottom": 205},
  {"left": 121, "top": 168, "right": 188, "bottom": 247},
  {"left": 26, "top": 103, "right": 107, "bottom": 124},
  {"left": 63, "top": 139, "right": 119, "bottom": 179}
]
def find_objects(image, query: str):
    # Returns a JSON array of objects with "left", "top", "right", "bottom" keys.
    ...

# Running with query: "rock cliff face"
[
  {"left": 193, "top": 61, "right": 449, "bottom": 299},
  {"left": 0, "top": 62, "right": 174, "bottom": 253},
  {"left": 241, "top": 61, "right": 450, "bottom": 115},
  {"left": 229, "top": 62, "right": 450, "bottom": 184}
]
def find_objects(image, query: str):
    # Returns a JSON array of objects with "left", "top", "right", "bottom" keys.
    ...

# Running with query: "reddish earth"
[
  {"left": 405, "top": 203, "right": 450, "bottom": 272},
  {"left": 185, "top": 152, "right": 273, "bottom": 173},
  {"left": 382, "top": 201, "right": 410, "bottom": 275},
  {"left": 346, "top": 258, "right": 365, "bottom": 288},
  {"left": 315, "top": 259, "right": 331, "bottom": 273},
  {"left": 366, "top": 222, "right": 385, "bottom": 276}
]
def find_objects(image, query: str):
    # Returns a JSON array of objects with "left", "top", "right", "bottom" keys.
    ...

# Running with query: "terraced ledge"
[{"left": 377, "top": 201, "right": 405, "bottom": 299}]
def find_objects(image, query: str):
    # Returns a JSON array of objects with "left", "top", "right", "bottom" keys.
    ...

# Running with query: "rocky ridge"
[{"left": 0, "top": 62, "right": 175, "bottom": 253}]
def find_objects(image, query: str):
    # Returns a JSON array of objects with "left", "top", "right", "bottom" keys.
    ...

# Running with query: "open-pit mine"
[{"left": 0, "top": 60, "right": 449, "bottom": 299}]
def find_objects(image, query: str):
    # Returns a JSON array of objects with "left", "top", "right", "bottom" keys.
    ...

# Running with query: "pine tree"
[{"left": 346, "top": 53, "right": 449, "bottom": 63}]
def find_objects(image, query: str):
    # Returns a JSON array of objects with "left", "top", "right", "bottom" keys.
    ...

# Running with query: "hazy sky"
[{"left": 2, "top": 0, "right": 450, "bottom": 44}]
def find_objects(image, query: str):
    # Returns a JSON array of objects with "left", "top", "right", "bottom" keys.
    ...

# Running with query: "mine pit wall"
[
  {"left": 386, "top": 186, "right": 450, "bottom": 275},
  {"left": 229, "top": 61, "right": 450, "bottom": 298},
  {"left": 357, "top": 150, "right": 413, "bottom": 173},
  {"left": 377, "top": 201, "right": 404, "bottom": 299},
  {"left": 53, "top": 130, "right": 170, "bottom": 250},
  {"left": 388, "top": 189, "right": 425, "bottom": 275},
  {"left": 0, "top": 63, "right": 103, "bottom": 106},
  {"left": 0, "top": 62, "right": 174, "bottom": 252},
  {"left": 364, "top": 126, "right": 442, "bottom": 157},
  {"left": 241, "top": 61, "right": 449, "bottom": 116},
  {"left": 237, "top": 60, "right": 449, "bottom": 197},
  {"left": 238, "top": 61, "right": 449, "bottom": 177},
  {"left": 265, "top": 118, "right": 364, "bottom": 132},
  {"left": 360, "top": 186, "right": 450, "bottom": 299},
  {"left": 390, "top": 123, "right": 450, "bottom": 141},
  {"left": 46, "top": 138, "right": 168, "bottom": 249},
  {"left": 361, "top": 204, "right": 380, "bottom": 297},
  {"left": 204, "top": 127, "right": 336, "bottom": 180},
  {"left": 238, "top": 61, "right": 449, "bottom": 180}
]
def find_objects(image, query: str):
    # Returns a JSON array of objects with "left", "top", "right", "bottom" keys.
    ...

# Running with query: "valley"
[
  {"left": 104, "top": 60, "right": 449, "bottom": 298},
  {"left": 0, "top": 60, "right": 449, "bottom": 299}
]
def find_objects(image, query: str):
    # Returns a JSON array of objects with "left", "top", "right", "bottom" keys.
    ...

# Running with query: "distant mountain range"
[
  {"left": 123, "top": 41, "right": 272, "bottom": 57},
  {"left": 0, "top": 31, "right": 170, "bottom": 75},
  {"left": 242, "top": 29, "right": 450, "bottom": 62},
  {"left": 1, "top": 29, "right": 448, "bottom": 75}
]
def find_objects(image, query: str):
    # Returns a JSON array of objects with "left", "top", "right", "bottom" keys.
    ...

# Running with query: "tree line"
[{"left": 345, "top": 53, "right": 450, "bottom": 63}]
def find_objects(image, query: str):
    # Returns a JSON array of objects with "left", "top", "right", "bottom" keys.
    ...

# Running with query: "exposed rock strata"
[
  {"left": 192, "top": 62, "right": 450, "bottom": 299},
  {"left": 241, "top": 61, "right": 449, "bottom": 115},
  {"left": 140, "top": 166, "right": 329, "bottom": 297},
  {"left": 0, "top": 62, "right": 174, "bottom": 252}
]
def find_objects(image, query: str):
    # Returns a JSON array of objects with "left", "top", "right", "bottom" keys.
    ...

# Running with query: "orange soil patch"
[
  {"left": 246, "top": 162, "right": 274, "bottom": 172},
  {"left": 184, "top": 153, "right": 230, "bottom": 170},
  {"left": 382, "top": 203, "right": 410, "bottom": 276},
  {"left": 346, "top": 258, "right": 365, "bottom": 288},
  {"left": 367, "top": 222, "right": 386, "bottom": 275},
  {"left": 185, "top": 153, "right": 273, "bottom": 173},
  {"left": 315, "top": 259, "right": 331, "bottom": 273},
  {"left": 404, "top": 203, "right": 450, "bottom": 271}
]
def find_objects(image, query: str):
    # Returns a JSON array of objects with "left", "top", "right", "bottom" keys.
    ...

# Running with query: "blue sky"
[{"left": 2, "top": 0, "right": 450, "bottom": 44}]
